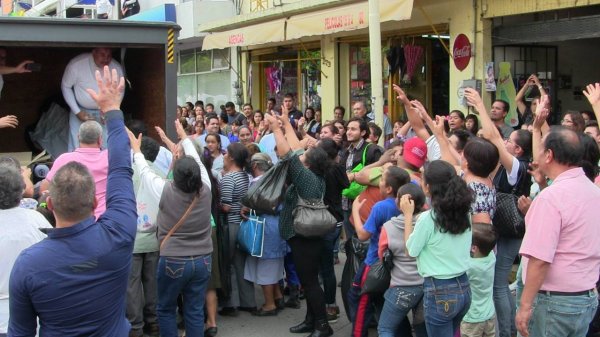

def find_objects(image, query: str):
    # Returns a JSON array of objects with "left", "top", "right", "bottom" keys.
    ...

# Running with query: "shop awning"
[
  {"left": 202, "top": 18, "right": 286, "bottom": 50},
  {"left": 286, "top": 0, "right": 413, "bottom": 40}
]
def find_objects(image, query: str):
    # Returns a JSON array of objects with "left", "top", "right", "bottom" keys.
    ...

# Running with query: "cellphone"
[{"left": 25, "top": 63, "right": 42, "bottom": 72}]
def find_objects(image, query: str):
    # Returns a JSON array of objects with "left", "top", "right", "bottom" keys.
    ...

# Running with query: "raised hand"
[
  {"left": 0, "top": 115, "right": 18, "bottom": 129},
  {"left": 583, "top": 83, "right": 600, "bottom": 107},
  {"left": 430, "top": 115, "right": 446, "bottom": 138},
  {"left": 392, "top": 84, "right": 409, "bottom": 104},
  {"left": 533, "top": 95, "right": 550, "bottom": 130},
  {"left": 464, "top": 88, "right": 484, "bottom": 112},
  {"left": 174, "top": 118, "right": 187, "bottom": 140},
  {"left": 86, "top": 66, "right": 125, "bottom": 113},
  {"left": 126, "top": 128, "right": 142, "bottom": 153}
]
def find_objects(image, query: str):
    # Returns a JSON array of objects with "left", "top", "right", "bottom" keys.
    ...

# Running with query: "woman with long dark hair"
[
  {"left": 403, "top": 160, "right": 473, "bottom": 336},
  {"left": 264, "top": 108, "right": 336, "bottom": 337}
]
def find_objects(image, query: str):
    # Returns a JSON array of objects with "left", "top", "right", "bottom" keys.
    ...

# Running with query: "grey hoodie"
[{"left": 382, "top": 214, "right": 423, "bottom": 287}]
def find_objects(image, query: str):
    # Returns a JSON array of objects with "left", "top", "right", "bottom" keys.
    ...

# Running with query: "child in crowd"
[
  {"left": 377, "top": 183, "right": 428, "bottom": 337},
  {"left": 349, "top": 166, "right": 410, "bottom": 337},
  {"left": 461, "top": 223, "right": 497, "bottom": 337},
  {"left": 403, "top": 160, "right": 473, "bottom": 337}
]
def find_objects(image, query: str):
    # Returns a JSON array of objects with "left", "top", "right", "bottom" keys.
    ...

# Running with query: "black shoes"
[
  {"left": 204, "top": 326, "right": 218, "bottom": 337},
  {"left": 307, "top": 326, "right": 333, "bottom": 337},
  {"left": 252, "top": 307, "right": 278, "bottom": 316},
  {"left": 218, "top": 307, "right": 239, "bottom": 317},
  {"left": 285, "top": 297, "right": 302, "bottom": 309},
  {"left": 308, "top": 320, "right": 333, "bottom": 337},
  {"left": 289, "top": 320, "right": 314, "bottom": 334}
]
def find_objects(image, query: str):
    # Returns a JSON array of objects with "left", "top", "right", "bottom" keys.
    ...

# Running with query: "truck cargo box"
[{"left": 0, "top": 17, "right": 179, "bottom": 156}]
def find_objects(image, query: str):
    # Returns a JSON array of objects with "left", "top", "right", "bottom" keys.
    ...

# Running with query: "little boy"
[
  {"left": 461, "top": 223, "right": 497, "bottom": 337},
  {"left": 348, "top": 166, "right": 410, "bottom": 337}
]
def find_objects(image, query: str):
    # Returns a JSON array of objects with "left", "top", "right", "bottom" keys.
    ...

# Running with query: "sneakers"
[{"left": 326, "top": 306, "right": 339, "bottom": 323}]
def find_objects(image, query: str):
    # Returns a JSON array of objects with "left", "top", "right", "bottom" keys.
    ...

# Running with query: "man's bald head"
[{"left": 543, "top": 126, "right": 583, "bottom": 167}]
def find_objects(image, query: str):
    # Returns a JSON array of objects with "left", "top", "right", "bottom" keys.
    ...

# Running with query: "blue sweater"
[{"left": 9, "top": 110, "right": 137, "bottom": 337}]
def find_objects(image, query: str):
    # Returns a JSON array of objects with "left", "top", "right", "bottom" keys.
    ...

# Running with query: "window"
[{"left": 178, "top": 48, "right": 230, "bottom": 74}]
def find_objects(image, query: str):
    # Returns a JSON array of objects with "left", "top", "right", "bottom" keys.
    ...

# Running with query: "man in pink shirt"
[
  {"left": 516, "top": 127, "right": 600, "bottom": 337},
  {"left": 41, "top": 120, "right": 108, "bottom": 219}
]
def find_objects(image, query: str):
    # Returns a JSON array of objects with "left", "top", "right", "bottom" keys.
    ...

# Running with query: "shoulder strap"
[
  {"left": 160, "top": 196, "right": 198, "bottom": 251},
  {"left": 360, "top": 143, "right": 371, "bottom": 166}
]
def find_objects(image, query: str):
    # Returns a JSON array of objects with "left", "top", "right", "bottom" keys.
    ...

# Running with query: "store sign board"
[
  {"left": 287, "top": 0, "right": 413, "bottom": 40},
  {"left": 202, "top": 19, "right": 286, "bottom": 50},
  {"left": 453, "top": 34, "right": 471, "bottom": 71}
]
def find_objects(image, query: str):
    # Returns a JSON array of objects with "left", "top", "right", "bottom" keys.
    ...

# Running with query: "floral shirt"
[{"left": 468, "top": 181, "right": 496, "bottom": 219}]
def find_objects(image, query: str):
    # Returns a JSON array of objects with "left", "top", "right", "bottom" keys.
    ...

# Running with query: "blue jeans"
[
  {"left": 524, "top": 290, "right": 598, "bottom": 337},
  {"left": 156, "top": 255, "right": 211, "bottom": 337},
  {"left": 494, "top": 237, "right": 522, "bottom": 337},
  {"left": 378, "top": 285, "right": 427, "bottom": 337},
  {"left": 423, "top": 273, "right": 471, "bottom": 337}
]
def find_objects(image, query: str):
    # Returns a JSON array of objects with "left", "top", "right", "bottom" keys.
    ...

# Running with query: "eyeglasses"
[{"left": 561, "top": 119, "right": 573, "bottom": 124}]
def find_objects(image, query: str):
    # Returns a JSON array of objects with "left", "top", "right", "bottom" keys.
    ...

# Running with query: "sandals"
[{"left": 252, "top": 307, "right": 278, "bottom": 316}]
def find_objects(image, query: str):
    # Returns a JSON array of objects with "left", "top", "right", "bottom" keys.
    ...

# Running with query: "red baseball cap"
[{"left": 403, "top": 137, "right": 427, "bottom": 168}]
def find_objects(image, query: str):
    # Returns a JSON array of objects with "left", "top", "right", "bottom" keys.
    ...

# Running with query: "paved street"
[{"left": 210, "top": 252, "right": 374, "bottom": 337}]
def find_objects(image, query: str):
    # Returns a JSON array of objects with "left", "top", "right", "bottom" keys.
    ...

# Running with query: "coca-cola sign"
[{"left": 453, "top": 34, "right": 471, "bottom": 71}]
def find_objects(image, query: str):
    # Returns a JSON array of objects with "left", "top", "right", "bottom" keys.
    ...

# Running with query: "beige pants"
[{"left": 460, "top": 315, "right": 496, "bottom": 337}]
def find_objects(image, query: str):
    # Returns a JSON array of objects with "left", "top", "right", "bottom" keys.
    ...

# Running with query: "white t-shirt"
[{"left": 0, "top": 207, "right": 52, "bottom": 333}]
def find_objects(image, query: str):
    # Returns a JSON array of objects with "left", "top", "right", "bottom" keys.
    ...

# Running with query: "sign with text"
[{"left": 453, "top": 34, "right": 471, "bottom": 71}]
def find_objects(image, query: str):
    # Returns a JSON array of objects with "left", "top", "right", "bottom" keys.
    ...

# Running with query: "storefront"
[{"left": 490, "top": 4, "right": 600, "bottom": 123}]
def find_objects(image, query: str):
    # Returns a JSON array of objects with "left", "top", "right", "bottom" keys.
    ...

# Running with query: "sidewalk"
[{"left": 211, "top": 252, "right": 376, "bottom": 336}]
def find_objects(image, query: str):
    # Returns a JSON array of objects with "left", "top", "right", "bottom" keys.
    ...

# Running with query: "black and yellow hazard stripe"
[{"left": 167, "top": 28, "right": 175, "bottom": 64}]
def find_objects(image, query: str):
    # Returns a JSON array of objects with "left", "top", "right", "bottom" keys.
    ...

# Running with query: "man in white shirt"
[
  {"left": 0, "top": 166, "right": 52, "bottom": 335},
  {"left": 62, "top": 48, "right": 123, "bottom": 151}
]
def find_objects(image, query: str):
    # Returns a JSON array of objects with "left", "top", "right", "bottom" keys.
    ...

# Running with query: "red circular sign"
[{"left": 453, "top": 34, "right": 472, "bottom": 71}]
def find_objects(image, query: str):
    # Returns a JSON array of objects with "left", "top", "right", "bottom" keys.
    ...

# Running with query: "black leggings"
[{"left": 289, "top": 235, "right": 327, "bottom": 323}]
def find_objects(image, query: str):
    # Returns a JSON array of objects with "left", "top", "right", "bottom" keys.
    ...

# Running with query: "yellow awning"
[
  {"left": 286, "top": 0, "right": 414, "bottom": 40},
  {"left": 202, "top": 18, "right": 286, "bottom": 51}
]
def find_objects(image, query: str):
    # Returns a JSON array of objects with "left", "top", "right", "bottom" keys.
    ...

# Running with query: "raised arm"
[
  {"left": 155, "top": 125, "right": 177, "bottom": 154},
  {"left": 398, "top": 120, "right": 412, "bottom": 137},
  {"left": 174, "top": 119, "right": 211, "bottom": 191},
  {"left": 515, "top": 75, "right": 534, "bottom": 116},
  {"left": 128, "top": 129, "right": 166, "bottom": 200},
  {"left": 279, "top": 105, "right": 303, "bottom": 151},
  {"left": 265, "top": 113, "right": 291, "bottom": 157},
  {"left": 583, "top": 83, "right": 600, "bottom": 122},
  {"left": 392, "top": 84, "right": 431, "bottom": 141},
  {"left": 86, "top": 66, "right": 136, "bottom": 237},
  {"left": 465, "top": 88, "right": 515, "bottom": 173},
  {"left": 531, "top": 95, "right": 551, "bottom": 163}
]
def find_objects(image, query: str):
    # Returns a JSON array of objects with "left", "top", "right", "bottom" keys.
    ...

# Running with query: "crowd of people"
[{"left": 2, "top": 63, "right": 600, "bottom": 337}]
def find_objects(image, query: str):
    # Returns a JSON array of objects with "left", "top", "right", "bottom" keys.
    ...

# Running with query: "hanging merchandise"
[
  {"left": 496, "top": 62, "right": 519, "bottom": 127},
  {"left": 485, "top": 62, "right": 496, "bottom": 92},
  {"left": 265, "top": 67, "right": 277, "bottom": 94},
  {"left": 386, "top": 45, "right": 405, "bottom": 75},
  {"left": 275, "top": 62, "right": 283, "bottom": 94},
  {"left": 403, "top": 44, "right": 423, "bottom": 84}
]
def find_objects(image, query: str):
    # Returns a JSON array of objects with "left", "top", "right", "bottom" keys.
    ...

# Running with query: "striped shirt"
[{"left": 220, "top": 170, "right": 249, "bottom": 227}]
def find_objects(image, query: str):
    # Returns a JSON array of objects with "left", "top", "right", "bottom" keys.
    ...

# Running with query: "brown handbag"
[{"left": 159, "top": 196, "right": 198, "bottom": 251}]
